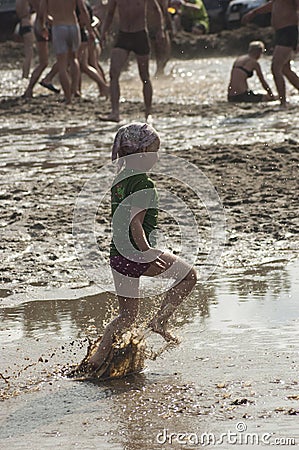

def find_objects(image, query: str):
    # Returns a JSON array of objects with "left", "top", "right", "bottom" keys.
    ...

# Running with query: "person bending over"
[{"left": 228, "top": 41, "right": 276, "bottom": 103}]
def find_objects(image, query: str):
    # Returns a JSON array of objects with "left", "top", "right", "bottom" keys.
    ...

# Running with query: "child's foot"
[{"left": 148, "top": 316, "right": 180, "bottom": 344}]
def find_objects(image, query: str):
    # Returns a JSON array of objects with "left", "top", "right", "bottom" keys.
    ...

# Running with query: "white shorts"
[{"left": 52, "top": 24, "right": 81, "bottom": 55}]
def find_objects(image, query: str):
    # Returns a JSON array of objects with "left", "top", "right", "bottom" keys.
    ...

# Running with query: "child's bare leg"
[
  {"left": 144, "top": 253, "right": 197, "bottom": 341},
  {"left": 88, "top": 295, "right": 139, "bottom": 370},
  {"left": 88, "top": 272, "right": 139, "bottom": 370},
  {"left": 149, "top": 270, "right": 197, "bottom": 342}
]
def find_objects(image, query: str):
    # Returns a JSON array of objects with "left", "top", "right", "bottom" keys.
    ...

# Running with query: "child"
[
  {"left": 88, "top": 122, "right": 197, "bottom": 372},
  {"left": 228, "top": 41, "right": 276, "bottom": 103}
]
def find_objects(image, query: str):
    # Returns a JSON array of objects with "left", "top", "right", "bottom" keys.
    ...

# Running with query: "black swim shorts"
[
  {"left": 114, "top": 30, "right": 150, "bottom": 55},
  {"left": 275, "top": 25, "right": 298, "bottom": 51},
  {"left": 228, "top": 90, "right": 263, "bottom": 103}
]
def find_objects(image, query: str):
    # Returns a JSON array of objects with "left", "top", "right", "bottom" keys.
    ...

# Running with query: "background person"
[
  {"left": 23, "top": 0, "right": 54, "bottom": 98},
  {"left": 147, "top": 0, "right": 172, "bottom": 76},
  {"left": 77, "top": 0, "right": 109, "bottom": 98},
  {"left": 16, "top": 0, "right": 35, "bottom": 78},
  {"left": 228, "top": 41, "right": 276, "bottom": 103},
  {"left": 242, "top": 0, "right": 299, "bottom": 107},
  {"left": 99, "top": 0, "right": 165, "bottom": 122},
  {"left": 169, "top": 0, "right": 209, "bottom": 35},
  {"left": 39, "top": 0, "right": 95, "bottom": 104}
]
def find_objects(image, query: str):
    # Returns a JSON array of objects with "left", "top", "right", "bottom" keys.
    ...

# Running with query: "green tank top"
[{"left": 110, "top": 169, "right": 158, "bottom": 257}]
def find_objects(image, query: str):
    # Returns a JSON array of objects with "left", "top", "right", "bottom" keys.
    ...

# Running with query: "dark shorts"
[
  {"left": 19, "top": 25, "right": 32, "bottom": 36},
  {"left": 275, "top": 25, "right": 298, "bottom": 51},
  {"left": 228, "top": 90, "right": 263, "bottom": 103},
  {"left": 110, "top": 255, "right": 150, "bottom": 278},
  {"left": 114, "top": 30, "right": 150, "bottom": 55}
]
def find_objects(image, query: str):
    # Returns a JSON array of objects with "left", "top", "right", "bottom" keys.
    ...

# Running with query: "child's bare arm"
[
  {"left": 130, "top": 208, "right": 166, "bottom": 268},
  {"left": 130, "top": 209, "right": 150, "bottom": 252}
]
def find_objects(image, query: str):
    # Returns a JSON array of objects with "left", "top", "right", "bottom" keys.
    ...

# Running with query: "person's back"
[
  {"left": 228, "top": 53, "right": 255, "bottom": 95},
  {"left": 47, "top": 0, "right": 78, "bottom": 25}
]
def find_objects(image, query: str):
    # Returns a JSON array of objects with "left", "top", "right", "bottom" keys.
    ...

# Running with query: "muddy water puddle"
[{"left": 0, "top": 260, "right": 298, "bottom": 448}]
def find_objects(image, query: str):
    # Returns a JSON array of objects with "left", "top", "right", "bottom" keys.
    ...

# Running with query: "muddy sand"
[{"left": 0, "top": 38, "right": 299, "bottom": 449}]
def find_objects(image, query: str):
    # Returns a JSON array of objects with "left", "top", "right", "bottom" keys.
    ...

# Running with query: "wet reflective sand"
[
  {"left": 1, "top": 260, "right": 298, "bottom": 448},
  {"left": 0, "top": 56, "right": 299, "bottom": 448}
]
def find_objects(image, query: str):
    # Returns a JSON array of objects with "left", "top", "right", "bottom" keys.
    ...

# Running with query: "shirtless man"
[
  {"left": 100, "top": 0, "right": 165, "bottom": 122},
  {"left": 39, "top": 0, "right": 95, "bottom": 104},
  {"left": 147, "top": 0, "right": 171, "bottom": 76},
  {"left": 242, "top": 0, "right": 299, "bottom": 107}
]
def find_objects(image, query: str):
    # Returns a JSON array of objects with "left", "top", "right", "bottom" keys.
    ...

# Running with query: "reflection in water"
[
  {"left": 0, "top": 262, "right": 298, "bottom": 448},
  {"left": 0, "top": 293, "right": 116, "bottom": 341},
  {"left": 227, "top": 264, "right": 291, "bottom": 299},
  {"left": 0, "top": 261, "right": 296, "bottom": 342}
]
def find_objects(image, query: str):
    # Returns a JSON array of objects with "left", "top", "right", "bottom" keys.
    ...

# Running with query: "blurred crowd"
[{"left": 11, "top": 0, "right": 299, "bottom": 115}]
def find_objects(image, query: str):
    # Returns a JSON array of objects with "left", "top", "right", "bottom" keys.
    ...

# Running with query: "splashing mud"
[
  {"left": 66, "top": 329, "right": 177, "bottom": 381},
  {"left": 67, "top": 330, "right": 147, "bottom": 381}
]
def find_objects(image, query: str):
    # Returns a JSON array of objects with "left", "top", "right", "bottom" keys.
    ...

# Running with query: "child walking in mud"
[{"left": 87, "top": 122, "right": 197, "bottom": 373}]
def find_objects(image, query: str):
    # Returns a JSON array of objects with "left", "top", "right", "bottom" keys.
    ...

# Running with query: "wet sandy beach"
[{"left": 0, "top": 45, "right": 299, "bottom": 448}]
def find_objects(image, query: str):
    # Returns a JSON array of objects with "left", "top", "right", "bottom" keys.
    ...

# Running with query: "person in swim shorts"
[
  {"left": 86, "top": 123, "right": 197, "bottom": 374},
  {"left": 242, "top": 0, "right": 299, "bottom": 107},
  {"left": 39, "top": 0, "right": 95, "bottom": 104},
  {"left": 99, "top": 0, "right": 165, "bottom": 122},
  {"left": 228, "top": 41, "right": 276, "bottom": 103}
]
